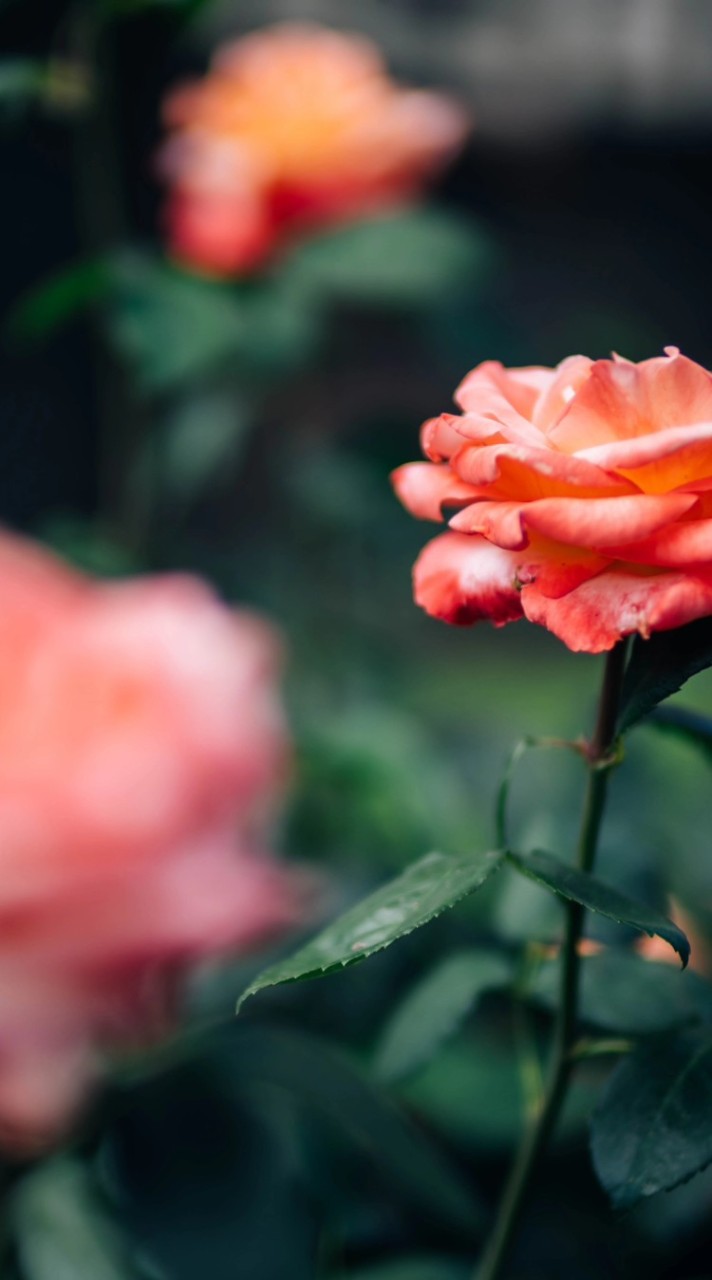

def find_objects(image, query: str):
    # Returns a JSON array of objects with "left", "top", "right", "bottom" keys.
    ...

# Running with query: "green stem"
[{"left": 475, "top": 640, "right": 628, "bottom": 1280}]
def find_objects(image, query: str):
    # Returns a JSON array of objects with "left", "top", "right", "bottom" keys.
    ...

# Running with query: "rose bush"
[
  {"left": 0, "top": 533, "right": 298, "bottom": 1149},
  {"left": 392, "top": 347, "right": 712, "bottom": 652},
  {"left": 158, "top": 22, "right": 468, "bottom": 275}
]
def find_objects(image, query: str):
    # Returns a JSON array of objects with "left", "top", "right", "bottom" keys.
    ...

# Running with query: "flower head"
[
  {"left": 159, "top": 22, "right": 468, "bottom": 275},
  {"left": 0, "top": 532, "right": 298, "bottom": 1148},
  {"left": 393, "top": 348, "right": 712, "bottom": 652}
]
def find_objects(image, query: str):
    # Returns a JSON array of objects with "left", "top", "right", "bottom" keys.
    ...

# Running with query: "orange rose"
[
  {"left": 393, "top": 348, "right": 712, "bottom": 653},
  {"left": 158, "top": 22, "right": 468, "bottom": 275},
  {"left": 0, "top": 533, "right": 298, "bottom": 1149}
]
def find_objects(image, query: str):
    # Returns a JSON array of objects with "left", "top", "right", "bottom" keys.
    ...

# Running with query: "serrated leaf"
[
  {"left": 283, "top": 210, "right": 492, "bottom": 307},
  {"left": 618, "top": 619, "right": 712, "bottom": 732},
  {"left": 374, "top": 949, "right": 512, "bottom": 1084},
  {"left": 591, "top": 1028, "right": 712, "bottom": 1207},
  {"left": 238, "top": 849, "right": 505, "bottom": 1009},
  {"left": 529, "top": 951, "right": 712, "bottom": 1035},
  {"left": 507, "top": 849, "right": 690, "bottom": 968}
]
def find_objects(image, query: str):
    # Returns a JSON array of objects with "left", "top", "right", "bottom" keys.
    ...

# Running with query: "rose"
[
  {"left": 158, "top": 22, "right": 468, "bottom": 275},
  {"left": 0, "top": 532, "right": 299, "bottom": 1149},
  {"left": 392, "top": 347, "right": 712, "bottom": 653}
]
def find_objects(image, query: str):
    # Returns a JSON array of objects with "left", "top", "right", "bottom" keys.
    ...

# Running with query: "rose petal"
[
  {"left": 450, "top": 493, "right": 695, "bottom": 551},
  {"left": 577, "top": 421, "right": 712, "bottom": 493},
  {"left": 549, "top": 350, "right": 712, "bottom": 453},
  {"left": 390, "top": 462, "right": 477, "bottom": 521},
  {"left": 605, "top": 517, "right": 712, "bottom": 566},
  {"left": 452, "top": 442, "right": 636, "bottom": 500},
  {"left": 413, "top": 532, "right": 524, "bottom": 626},
  {"left": 522, "top": 569, "right": 712, "bottom": 652}
]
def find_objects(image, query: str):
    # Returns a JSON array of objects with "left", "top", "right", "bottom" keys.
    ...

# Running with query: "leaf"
[
  {"left": 529, "top": 951, "right": 712, "bottom": 1035},
  {"left": 238, "top": 849, "right": 505, "bottom": 1009},
  {"left": 329, "top": 1259, "right": 468, "bottom": 1280},
  {"left": 374, "top": 949, "right": 512, "bottom": 1084},
  {"left": 506, "top": 849, "right": 690, "bottom": 968},
  {"left": 12, "top": 1159, "right": 136, "bottom": 1280},
  {"left": 283, "top": 210, "right": 492, "bottom": 307},
  {"left": 106, "top": 253, "right": 320, "bottom": 393},
  {"left": 224, "top": 1026, "right": 482, "bottom": 1237},
  {"left": 0, "top": 58, "right": 44, "bottom": 119},
  {"left": 617, "top": 618, "right": 712, "bottom": 732},
  {"left": 591, "top": 1027, "right": 712, "bottom": 1207},
  {"left": 8, "top": 258, "right": 109, "bottom": 341},
  {"left": 160, "top": 389, "right": 251, "bottom": 500},
  {"left": 647, "top": 705, "right": 712, "bottom": 765}
]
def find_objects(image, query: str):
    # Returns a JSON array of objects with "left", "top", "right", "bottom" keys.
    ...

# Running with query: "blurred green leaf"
[
  {"left": 374, "top": 949, "right": 512, "bottom": 1084},
  {"left": 618, "top": 619, "right": 712, "bottom": 732},
  {"left": 8, "top": 258, "right": 108, "bottom": 341},
  {"left": 647, "top": 705, "right": 712, "bottom": 765},
  {"left": 330, "top": 1259, "right": 468, "bottom": 1280},
  {"left": 283, "top": 210, "right": 492, "bottom": 308},
  {"left": 226, "top": 1026, "right": 482, "bottom": 1238},
  {"left": 106, "top": 252, "right": 320, "bottom": 393},
  {"left": 507, "top": 849, "right": 690, "bottom": 967},
  {"left": 238, "top": 849, "right": 505, "bottom": 1009},
  {"left": 529, "top": 951, "right": 712, "bottom": 1035},
  {"left": 591, "top": 1028, "right": 712, "bottom": 1208},
  {"left": 0, "top": 58, "right": 44, "bottom": 119},
  {"left": 12, "top": 1159, "right": 136, "bottom": 1280},
  {"left": 161, "top": 388, "right": 251, "bottom": 500}
]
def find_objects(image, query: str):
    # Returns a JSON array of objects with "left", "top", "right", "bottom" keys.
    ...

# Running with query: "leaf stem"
[{"left": 475, "top": 641, "right": 628, "bottom": 1280}]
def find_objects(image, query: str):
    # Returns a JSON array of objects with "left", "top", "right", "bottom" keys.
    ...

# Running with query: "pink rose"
[
  {"left": 0, "top": 532, "right": 298, "bottom": 1148},
  {"left": 393, "top": 348, "right": 712, "bottom": 652},
  {"left": 158, "top": 22, "right": 468, "bottom": 275}
]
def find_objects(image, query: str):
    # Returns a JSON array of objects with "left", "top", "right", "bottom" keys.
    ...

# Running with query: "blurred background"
[{"left": 3, "top": 2, "right": 712, "bottom": 1278}]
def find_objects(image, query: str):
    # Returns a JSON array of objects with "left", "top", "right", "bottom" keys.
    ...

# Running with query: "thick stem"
[{"left": 475, "top": 641, "right": 628, "bottom": 1280}]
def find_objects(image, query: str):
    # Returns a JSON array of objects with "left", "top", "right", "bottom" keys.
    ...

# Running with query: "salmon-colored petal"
[
  {"left": 549, "top": 350, "right": 712, "bottom": 453},
  {"left": 455, "top": 360, "right": 555, "bottom": 418},
  {"left": 452, "top": 442, "right": 636, "bottom": 500},
  {"left": 522, "top": 493, "right": 696, "bottom": 549},
  {"left": 605, "top": 517, "right": 712, "bottom": 566},
  {"left": 390, "top": 462, "right": 478, "bottom": 521},
  {"left": 450, "top": 493, "right": 695, "bottom": 551},
  {"left": 577, "top": 422, "right": 712, "bottom": 494},
  {"left": 420, "top": 415, "right": 474, "bottom": 462},
  {"left": 449, "top": 500, "right": 529, "bottom": 549},
  {"left": 514, "top": 538, "right": 609, "bottom": 598},
  {"left": 413, "top": 532, "right": 524, "bottom": 626},
  {"left": 521, "top": 569, "right": 712, "bottom": 652},
  {"left": 530, "top": 355, "right": 594, "bottom": 432}
]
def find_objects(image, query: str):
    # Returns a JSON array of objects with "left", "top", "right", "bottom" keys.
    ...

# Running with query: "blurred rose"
[
  {"left": 393, "top": 347, "right": 712, "bottom": 653},
  {"left": 0, "top": 533, "right": 298, "bottom": 1150},
  {"left": 158, "top": 22, "right": 468, "bottom": 275}
]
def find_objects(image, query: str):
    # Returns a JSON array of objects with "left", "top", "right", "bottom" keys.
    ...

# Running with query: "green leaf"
[
  {"left": 374, "top": 949, "right": 512, "bottom": 1084},
  {"left": 238, "top": 849, "right": 505, "bottom": 1009},
  {"left": 506, "top": 849, "right": 690, "bottom": 968},
  {"left": 647, "top": 705, "right": 712, "bottom": 765},
  {"left": 617, "top": 618, "right": 712, "bottom": 732},
  {"left": 529, "top": 951, "right": 712, "bottom": 1035},
  {"left": 591, "top": 1027, "right": 712, "bottom": 1207},
  {"left": 329, "top": 1259, "right": 467, "bottom": 1280},
  {"left": 225, "top": 1026, "right": 482, "bottom": 1237},
  {"left": 283, "top": 210, "right": 492, "bottom": 307},
  {"left": 12, "top": 1159, "right": 136, "bottom": 1280},
  {"left": 160, "top": 389, "right": 251, "bottom": 500},
  {"left": 8, "top": 258, "right": 109, "bottom": 341},
  {"left": 0, "top": 58, "right": 44, "bottom": 119},
  {"left": 106, "top": 253, "right": 320, "bottom": 393}
]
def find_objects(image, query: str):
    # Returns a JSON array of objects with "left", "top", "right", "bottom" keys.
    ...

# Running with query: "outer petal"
[
  {"left": 413, "top": 532, "right": 524, "bottom": 626},
  {"left": 450, "top": 493, "right": 695, "bottom": 551},
  {"left": 455, "top": 360, "right": 556, "bottom": 418},
  {"left": 391, "top": 462, "right": 478, "bottom": 521},
  {"left": 604, "top": 518, "right": 712, "bottom": 567},
  {"left": 521, "top": 569, "right": 712, "bottom": 653}
]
